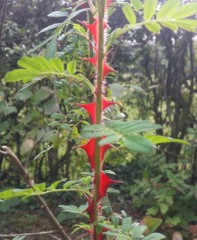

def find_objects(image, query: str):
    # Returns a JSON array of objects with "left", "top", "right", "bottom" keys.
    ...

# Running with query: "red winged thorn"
[
  {"left": 85, "top": 198, "right": 102, "bottom": 223},
  {"left": 79, "top": 138, "right": 111, "bottom": 169},
  {"left": 98, "top": 171, "right": 120, "bottom": 200},
  {"left": 76, "top": 97, "right": 117, "bottom": 123}
]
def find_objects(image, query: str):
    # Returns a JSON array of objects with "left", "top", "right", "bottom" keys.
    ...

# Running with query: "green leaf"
[
  {"left": 18, "top": 56, "right": 45, "bottom": 71},
  {"left": 123, "top": 4, "right": 136, "bottom": 25},
  {"left": 122, "top": 217, "right": 132, "bottom": 232},
  {"left": 60, "top": 123, "right": 72, "bottom": 131},
  {"left": 36, "top": 57, "right": 53, "bottom": 71},
  {"left": 145, "top": 134, "right": 189, "bottom": 145},
  {"left": 80, "top": 176, "right": 92, "bottom": 185},
  {"left": 131, "top": 224, "right": 147, "bottom": 237},
  {"left": 38, "top": 23, "right": 62, "bottom": 34},
  {"left": 12, "top": 236, "right": 26, "bottom": 240},
  {"left": 160, "top": 21, "right": 178, "bottom": 31},
  {"left": 104, "top": 231, "right": 130, "bottom": 239},
  {"left": 52, "top": 8, "right": 89, "bottom": 35},
  {"left": 59, "top": 205, "right": 82, "bottom": 214},
  {"left": 99, "top": 135, "right": 121, "bottom": 146},
  {"left": 147, "top": 206, "right": 159, "bottom": 215},
  {"left": 106, "top": 25, "right": 132, "bottom": 51},
  {"left": 142, "top": 233, "right": 165, "bottom": 240},
  {"left": 144, "top": 0, "right": 158, "bottom": 20},
  {"left": 170, "top": 2, "right": 197, "bottom": 19},
  {"left": 157, "top": 0, "right": 180, "bottom": 19},
  {"left": 4, "top": 69, "right": 38, "bottom": 83},
  {"left": 79, "top": 204, "right": 88, "bottom": 212},
  {"left": 165, "top": 216, "right": 180, "bottom": 226},
  {"left": 4, "top": 106, "right": 17, "bottom": 116},
  {"left": 159, "top": 203, "right": 169, "bottom": 215},
  {"left": 4, "top": 56, "right": 65, "bottom": 83},
  {"left": 107, "top": 187, "right": 120, "bottom": 194},
  {"left": 33, "top": 183, "right": 46, "bottom": 192},
  {"left": 82, "top": 120, "right": 160, "bottom": 153},
  {"left": 130, "top": 0, "right": 143, "bottom": 11},
  {"left": 52, "top": 113, "right": 65, "bottom": 120},
  {"left": 45, "top": 36, "right": 57, "bottom": 59},
  {"left": 111, "top": 215, "right": 120, "bottom": 227},
  {"left": 49, "top": 179, "right": 66, "bottom": 190},
  {"left": 107, "top": 120, "right": 161, "bottom": 134},
  {"left": 48, "top": 11, "right": 68, "bottom": 18},
  {"left": 73, "top": 23, "right": 86, "bottom": 34},
  {"left": 145, "top": 22, "right": 161, "bottom": 33},
  {"left": 143, "top": 216, "right": 163, "bottom": 234},
  {"left": 82, "top": 125, "right": 112, "bottom": 139},
  {"left": 63, "top": 8, "right": 89, "bottom": 26},
  {"left": 67, "top": 60, "right": 77, "bottom": 74},
  {"left": 33, "top": 86, "right": 52, "bottom": 102},
  {"left": 28, "top": 35, "right": 56, "bottom": 54},
  {"left": 0, "top": 188, "right": 33, "bottom": 200},
  {"left": 63, "top": 180, "right": 79, "bottom": 189},
  {"left": 49, "top": 58, "right": 64, "bottom": 72},
  {"left": 174, "top": 19, "right": 197, "bottom": 32},
  {"left": 122, "top": 135, "right": 154, "bottom": 153},
  {"left": 15, "top": 89, "right": 32, "bottom": 101},
  {"left": 104, "top": 170, "right": 116, "bottom": 175}
]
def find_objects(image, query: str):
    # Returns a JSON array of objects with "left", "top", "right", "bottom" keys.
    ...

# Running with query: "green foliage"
[
  {"left": 130, "top": 0, "right": 143, "bottom": 11},
  {"left": 38, "top": 7, "right": 89, "bottom": 34},
  {"left": 143, "top": 216, "right": 163, "bottom": 234},
  {"left": 98, "top": 213, "right": 165, "bottom": 240},
  {"left": 82, "top": 120, "right": 160, "bottom": 153},
  {"left": 67, "top": 208, "right": 165, "bottom": 239},
  {"left": 0, "top": 177, "right": 92, "bottom": 200},
  {"left": 156, "top": 0, "right": 180, "bottom": 19},
  {"left": 108, "top": 0, "right": 197, "bottom": 49},
  {"left": 120, "top": 0, "right": 197, "bottom": 36},
  {"left": 59, "top": 204, "right": 87, "bottom": 215},
  {"left": 144, "top": 0, "right": 158, "bottom": 21},
  {"left": 82, "top": 121, "right": 188, "bottom": 153},
  {"left": 122, "top": 4, "right": 136, "bottom": 25},
  {"left": 128, "top": 155, "right": 197, "bottom": 228},
  {"left": 145, "top": 135, "right": 189, "bottom": 145},
  {"left": 48, "top": 11, "right": 68, "bottom": 18},
  {"left": 4, "top": 56, "right": 65, "bottom": 83}
]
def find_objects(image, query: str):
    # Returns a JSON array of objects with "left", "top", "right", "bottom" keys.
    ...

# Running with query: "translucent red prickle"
[
  {"left": 85, "top": 171, "right": 119, "bottom": 222},
  {"left": 77, "top": 97, "right": 116, "bottom": 124},
  {"left": 98, "top": 171, "right": 120, "bottom": 200},
  {"left": 80, "top": 20, "right": 99, "bottom": 44},
  {"left": 84, "top": 56, "right": 115, "bottom": 79},
  {"left": 85, "top": 198, "right": 102, "bottom": 223},
  {"left": 79, "top": 138, "right": 111, "bottom": 169}
]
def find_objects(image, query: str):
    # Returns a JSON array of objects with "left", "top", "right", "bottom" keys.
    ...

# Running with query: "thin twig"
[
  {"left": 0, "top": 146, "right": 71, "bottom": 240},
  {"left": 0, "top": 0, "right": 7, "bottom": 44},
  {"left": 49, "top": 234, "right": 61, "bottom": 240},
  {"left": 0, "top": 230, "right": 57, "bottom": 238}
]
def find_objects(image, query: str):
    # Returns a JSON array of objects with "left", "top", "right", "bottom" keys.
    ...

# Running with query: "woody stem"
[{"left": 93, "top": 1, "right": 105, "bottom": 239}]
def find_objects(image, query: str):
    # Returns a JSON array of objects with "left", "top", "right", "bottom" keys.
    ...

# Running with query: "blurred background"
[{"left": 0, "top": 0, "right": 197, "bottom": 239}]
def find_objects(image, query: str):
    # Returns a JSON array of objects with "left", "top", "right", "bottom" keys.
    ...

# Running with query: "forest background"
[{"left": 0, "top": 0, "right": 197, "bottom": 239}]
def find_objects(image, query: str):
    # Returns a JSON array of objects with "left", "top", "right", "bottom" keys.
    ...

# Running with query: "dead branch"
[{"left": 0, "top": 146, "right": 71, "bottom": 240}]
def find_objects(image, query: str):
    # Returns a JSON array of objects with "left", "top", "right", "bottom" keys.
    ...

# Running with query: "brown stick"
[
  {"left": 0, "top": 146, "right": 71, "bottom": 240},
  {"left": 0, "top": 230, "right": 58, "bottom": 238},
  {"left": 0, "top": 0, "right": 8, "bottom": 43}
]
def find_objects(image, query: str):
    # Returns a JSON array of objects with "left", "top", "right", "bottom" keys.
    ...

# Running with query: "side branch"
[
  {"left": 0, "top": 230, "right": 57, "bottom": 238},
  {"left": 0, "top": 146, "right": 71, "bottom": 240}
]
